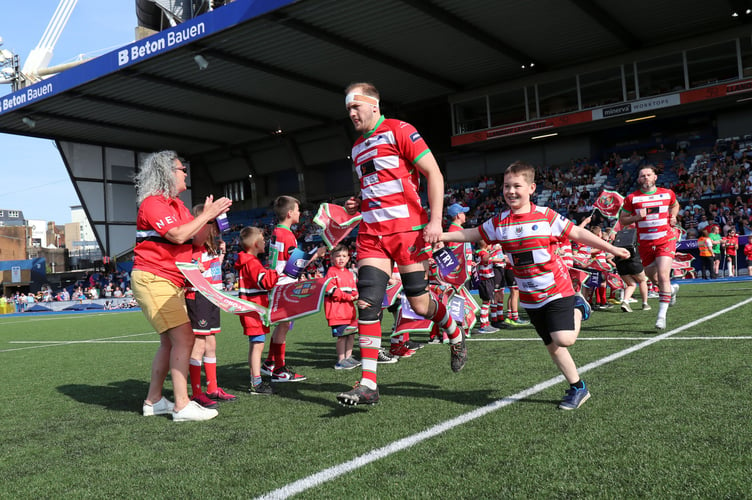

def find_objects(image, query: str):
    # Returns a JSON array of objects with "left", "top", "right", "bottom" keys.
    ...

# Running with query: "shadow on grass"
[
  {"left": 58, "top": 379, "right": 152, "bottom": 413},
  {"left": 270, "top": 377, "right": 506, "bottom": 418}
]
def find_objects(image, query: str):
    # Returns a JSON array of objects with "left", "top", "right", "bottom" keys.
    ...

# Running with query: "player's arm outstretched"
[{"left": 440, "top": 226, "right": 483, "bottom": 243}]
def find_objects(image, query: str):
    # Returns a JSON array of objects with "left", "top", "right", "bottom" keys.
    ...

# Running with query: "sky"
[{"left": 0, "top": 1, "right": 136, "bottom": 223}]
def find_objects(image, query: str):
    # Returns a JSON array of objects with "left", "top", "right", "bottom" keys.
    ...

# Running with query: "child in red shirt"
[
  {"left": 324, "top": 245, "right": 360, "bottom": 370},
  {"left": 235, "top": 226, "right": 279, "bottom": 395}
]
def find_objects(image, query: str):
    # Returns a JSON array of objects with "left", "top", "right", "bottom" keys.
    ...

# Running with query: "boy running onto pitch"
[
  {"left": 235, "top": 226, "right": 280, "bottom": 395},
  {"left": 441, "top": 161, "right": 629, "bottom": 410}
]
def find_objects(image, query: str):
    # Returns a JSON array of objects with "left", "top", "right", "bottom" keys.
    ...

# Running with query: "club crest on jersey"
[{"left": 515, "top": 226, "right": 523, "bottom": 235}]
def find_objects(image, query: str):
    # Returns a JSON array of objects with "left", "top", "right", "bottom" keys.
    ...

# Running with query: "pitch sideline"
[{"left": 257, "top": 295, "right": 752, "bottom": 500}]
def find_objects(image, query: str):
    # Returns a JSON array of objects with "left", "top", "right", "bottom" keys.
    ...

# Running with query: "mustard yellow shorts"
[{"left": 132, "top": 270, "right": 189, "bottom": 334}]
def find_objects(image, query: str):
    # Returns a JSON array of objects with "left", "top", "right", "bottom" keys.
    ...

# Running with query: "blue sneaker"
[
  {"left": 573, "top": 293, "right": 591, "bottom": 321},
  {"left": 559, "top": 382, "right": 591, "bottom": 410}
]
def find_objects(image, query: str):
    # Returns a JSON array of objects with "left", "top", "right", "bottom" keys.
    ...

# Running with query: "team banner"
[
  {"left": 382, "top": 282, "right": 403, "bottom": 308},
  {"left": 313, "top": 203, "right": 363, "bottom": 249},
  {"left": 593, "top": 189, "right": 625, "bottom": 218},
  {"left": 457, "top": 286, "right": 479, "bottom": 331},
  {"left": 177, "top": 261, "right": 269, "bottom": 316},
  {"left": 268, "top": 278, "right": 330, "bottom": 324},
  {"left": 440, "top": 243, "right": 471, "bottom": 287}
]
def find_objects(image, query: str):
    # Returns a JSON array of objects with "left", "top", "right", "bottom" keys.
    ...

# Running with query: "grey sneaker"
[
  {"left": 143, "top": 396, "right": 174, "bottom": 416},
  {"left": 377, "top": 349, "right": 398, "bottom": 364},
  {"left": 642, "top": 303, "right": 652, "bottom": 311},
  {"left": 345, "top": 357, "right": 361, "bottom": 368},
  {"left": 249, "top": 381, "right": 274, "bottom": 395},
  {"left": 620, "top": 301, "right": 632, "bottom": 313},
  {"left": 449, "top": 329, "right": 467, "bottom": 373},
  {"left": 477, "top": 324, "right": 499, "bottom": 334}
]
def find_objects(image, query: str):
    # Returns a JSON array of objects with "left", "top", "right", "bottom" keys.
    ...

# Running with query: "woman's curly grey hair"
[{"left": 135, "top": 150, "right": 180, "bottom": 203}]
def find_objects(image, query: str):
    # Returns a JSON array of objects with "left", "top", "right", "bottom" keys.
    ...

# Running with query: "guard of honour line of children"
[{"left": 137, "top": 83, "right": 682, "bottom": 421}]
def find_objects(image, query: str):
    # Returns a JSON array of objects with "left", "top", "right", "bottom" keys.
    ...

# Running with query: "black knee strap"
[
  {"left": 401, "top": 270, "right": 428, "bottom": 297},
  {"left": 357, "top": 265, "right": 390, "bottom": 322}
]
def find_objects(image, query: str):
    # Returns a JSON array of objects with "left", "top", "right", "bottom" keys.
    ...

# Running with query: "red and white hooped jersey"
[
  {"left": 476, "top": 248, "right": 495, "bottom": 280},
  {"left": 268, "top": 224, "right": 297, "bottom": 285},
  {"left": 185, "top": 248, "right": 223, "bottom": 299},
  {"left": 621, "top": 187, "right": 677, "bottom": 244},
  {"left": 351, "top": 116, "right": 430, "bottom": 236},
  {"left": 479, "top": 204, "right": 574, "bottom": 308}
]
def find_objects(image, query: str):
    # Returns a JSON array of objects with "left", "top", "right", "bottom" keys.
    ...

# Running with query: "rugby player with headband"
[{"left": 336, "top": 82, "right": 467, "bottom": 407}]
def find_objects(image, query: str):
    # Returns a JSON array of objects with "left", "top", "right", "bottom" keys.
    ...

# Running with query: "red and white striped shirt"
[
  {"left": 479, "top": 205, "right": 574, "bottom": 308},
  {"left": 621, "top": 187, "right": 677, "bottom": 244},
  {"left": 351, "top": 116, "right": 430, "bottom": 235}
]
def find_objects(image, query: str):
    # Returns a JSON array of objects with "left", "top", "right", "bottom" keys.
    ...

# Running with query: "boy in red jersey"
[
  {"left": 336, "top": 82, "right": 467, "bottom": 407},
  {"left": 619, "top": 165, "right": 680, "bottom": 330},
  {"left": 236, "top": 226, "right": 279, "bottom": 395},
  {"left": 441, "top": 161, "right": 629, "bottom": 410},
  {"left": 186, "top": 204, "right": 237, "bottom": 408},
  {"left": 324, "top": 244, "right": 360, "bottom": 370},
  {"left": 263, "top": 195, "right": 323, "bottom": 382}
]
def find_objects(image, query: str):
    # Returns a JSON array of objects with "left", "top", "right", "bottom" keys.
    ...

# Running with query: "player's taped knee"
[
  {"left": 402, "top": 271, "right": 428, "bottom": 297},
  {"left": 356, "top": 266, "right": 390, "bottom": 321}
]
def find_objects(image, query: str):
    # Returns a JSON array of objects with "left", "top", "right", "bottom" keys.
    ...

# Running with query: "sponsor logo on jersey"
[{"left": 409, "top": 131, "right": 422, "bottom": 143}]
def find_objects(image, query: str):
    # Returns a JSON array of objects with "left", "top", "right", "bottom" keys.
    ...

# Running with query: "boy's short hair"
[
  {"left": 239, "top": 226, "right": 263, "bottom": 251},
  {"left": 331, "top": 244, "right": 349, "bottom": 256},
  {"left": 273, "top": 195, "right": 300, "bottom": 221},
  {"left": 505, "top": 161, "right": 536, "bottom": 184}
]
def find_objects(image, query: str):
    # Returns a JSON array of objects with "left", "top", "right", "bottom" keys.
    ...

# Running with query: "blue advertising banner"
[{"left": 0, "top": 0, "right": 297, "bottom": 116}]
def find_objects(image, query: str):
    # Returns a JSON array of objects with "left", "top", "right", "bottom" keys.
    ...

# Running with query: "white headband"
[{"left": 345, "top": 93, "right": 379, "bottom": 107}]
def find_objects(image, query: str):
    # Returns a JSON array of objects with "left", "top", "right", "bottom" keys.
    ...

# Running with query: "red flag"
[
  {"left": 177, "top": 261, "right": 269, "bottom": 317},
  {"left": 593, "top": 189, "right": 624, "bottom": 218},
  {"left": 268, "top": 278, "right": 329, "bottom": 324},
  {"left": 313, "top": 203, "right": 362, "bottom": 249}
]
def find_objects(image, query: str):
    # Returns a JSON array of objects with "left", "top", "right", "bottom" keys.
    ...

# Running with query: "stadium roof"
[{"left": 0, "top": 0, "right": 749, "bottom": 157}]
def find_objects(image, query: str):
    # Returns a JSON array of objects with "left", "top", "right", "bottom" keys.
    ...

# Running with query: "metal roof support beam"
[
  {"left": 67, "top": 91, "right": 270, "bottom": 135},
  {"left": 270, "top": 12, "right": 462, "bottom": 92},
  {"left": 197, "top": 46, "right": 344, "bottom": 96},
  {"left": 34, "top": 111, "right": 226, "bottom": 146},
  {"left": 568, "top": 0, "right": 641, "bottom": 50},
  {"left": 121, "top": 69, "right": 332, "bottom": 123},
  {"left": 400, "top": 0, "right": 543, "bottom": 70}
]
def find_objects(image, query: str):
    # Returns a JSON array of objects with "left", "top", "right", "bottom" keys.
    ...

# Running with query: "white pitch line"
[
  {"left": 10, "top": 340, "right": 159, "bottom": 344},
  {"left": 0, "top": 332, "right": 154, "bottom": 353},
  {"left": 469, "top": 336, "right": 752, "bottom": 341},
  {"left": 257, "top": 295, "right": 752, "bottom": 500}
]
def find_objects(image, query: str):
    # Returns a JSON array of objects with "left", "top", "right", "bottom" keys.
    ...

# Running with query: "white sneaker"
[
  {"left": 669, "top": 284, "right": 679, "bottom": 306},
  {"left": 143, "top": 396, "right": 174, "bottom": 416},
  {"left": 655, "top": 317, "right": 666, "bottom": 330},
  {"left": 172, "top": 400, "right": 218, "bottom": 422},
  {"left": 627, "top": 298, "right": 638, "bottom": 303}
]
